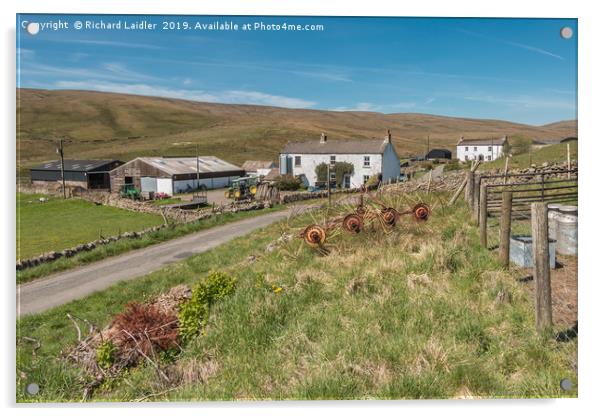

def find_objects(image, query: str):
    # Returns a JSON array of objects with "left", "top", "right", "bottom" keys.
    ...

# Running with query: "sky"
[{"left": 16, "top": 15, "right": 577, "bottom": 125}]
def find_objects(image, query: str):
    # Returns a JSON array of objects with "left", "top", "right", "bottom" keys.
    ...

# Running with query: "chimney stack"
[
  {"left": 320, "top": 132, "right": 327, "bottom": 144},
  {"left": 384, "top": 129, "right": 391, "bottom": 144}
]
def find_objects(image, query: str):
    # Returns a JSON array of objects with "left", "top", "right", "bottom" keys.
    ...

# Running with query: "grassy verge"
[
  {"left": 16, "top": 192, "right": 577, "bottom": 401},
  {"left": 17, "top": 205, "right": 286, "bottom": 284}
]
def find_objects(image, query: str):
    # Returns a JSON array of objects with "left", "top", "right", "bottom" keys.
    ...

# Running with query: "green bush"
[
  {"left": 96, "top": 340, "right": 117, "bottom": 369},
  {"left": 365, "top": 174, "right": 381, "bottom": 190},
  {"left": 274, "top": 174, "right": 302, "bottom": 191},
  {"left": 315, "top": 162, "right": 354, "bottom": 188},
  {"left": 178, "top": 271, "right": 236, "bottom": 343},
  {"left": 510, "top": 136, "right": 532, "bottom": 155},
  {"left": 444, "top": 159, "right": 461, "bottom": 171}
]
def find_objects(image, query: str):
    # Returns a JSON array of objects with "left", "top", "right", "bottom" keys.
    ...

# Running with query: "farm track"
[{"left": 17, "top": 209, "right": 294, "bottom": 317}]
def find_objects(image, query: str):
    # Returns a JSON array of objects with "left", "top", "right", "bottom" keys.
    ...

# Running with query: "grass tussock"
[{"left": 16, "top": 191, "right": 577, "bottom": 402}]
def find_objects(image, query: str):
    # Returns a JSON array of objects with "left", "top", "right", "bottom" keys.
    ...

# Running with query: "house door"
[{"left": 343, "top": 174, "right": 351, "bottom": 189}]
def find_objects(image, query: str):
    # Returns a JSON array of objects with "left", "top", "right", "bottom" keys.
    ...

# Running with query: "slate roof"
[
  {"left": 137, "top": 157, "right": 243, "bottom": 175},
  {"left": 457, "top": 137, "right": 508, "bottom": 146},
  {"left": 282, "top": 139, "right": 389, "bottom": 155},
  {"left": 31, "top": 160, "right": 122, "bottom": 172}
]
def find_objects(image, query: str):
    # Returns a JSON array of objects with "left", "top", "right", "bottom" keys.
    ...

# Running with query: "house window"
[
  {"left": 363, "top": 175, "right": 370, "bottom": 184},
  {"left": 473, "top": 146, "right": 477, "bottom": 151},
  {"left": 363, "top": 156, "right": 371, "bottom": 167},
  {"left": 464, "top": 155, "right": 469, "bottom": 161},
  {"left": 465, "top": 146, "right": 468, "bottom": 151},
  {"left": 330, "top": 155, "right": 336, "bottom": 165},
  {"left": 487, "top": 155, "right": 492, "bottom": 161},
  {"left": 488, "top": 146, "right": 492, "bottom": 151},
  {"left": 294, "top": 156, "right": 301, "bottom": 167}
]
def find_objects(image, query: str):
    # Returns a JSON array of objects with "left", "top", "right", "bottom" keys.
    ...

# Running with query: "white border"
[{"left": 2, "top": 1, "right": 600, "bottom": 415}]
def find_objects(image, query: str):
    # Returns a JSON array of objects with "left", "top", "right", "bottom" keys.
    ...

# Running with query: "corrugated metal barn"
[
  {"left": 30, "top": 159, "right": 124, "bottom": 190},
  {"left": 109, "top": 156, "right": 245, "bottom": 196}
]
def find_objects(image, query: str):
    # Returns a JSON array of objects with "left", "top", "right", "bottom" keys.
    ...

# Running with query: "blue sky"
[{"left": 17, "top": 15, "right": 577, "bottom": 125}]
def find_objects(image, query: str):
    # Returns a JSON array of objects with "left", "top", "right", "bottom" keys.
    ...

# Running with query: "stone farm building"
[
  {"left": 109, "top": 156, "right": 245, "bottom": 196},
  {"left": 279, "top": 131, "right": 400, "bottom": 189},
  {"left": 456, "top": 136, "right": 508, "bottom": 162},
  {"left": 30, "top": 159, "right": 124, "bottom": 191},
  {"left": 241, "top": 160, "right": 277, "bottom": 177}
]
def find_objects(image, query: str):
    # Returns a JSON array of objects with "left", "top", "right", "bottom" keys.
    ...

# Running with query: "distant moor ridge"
[{"left": 17, "top": 88, "right": 577, "bottom": 167}]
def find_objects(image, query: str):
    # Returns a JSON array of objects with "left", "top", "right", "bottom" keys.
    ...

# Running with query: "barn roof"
[
  {"left": 136, "top": 157, "right": 243, "bottom": 176},
  {"left": 282, "top": 139, "right": 389, "bottom": 155},
  {"left": 30, "top": 159, "right": 122, "bottom": 172},
  {"left": 242, "top": 160, "right": 276, "bottom": 171},
  {"left": 457, "top": 137, "right": 508, "bottom": 146}
]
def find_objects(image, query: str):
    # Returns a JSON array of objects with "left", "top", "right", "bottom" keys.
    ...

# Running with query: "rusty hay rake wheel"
[
  {"left": 342, "top": 213, "right": 364, "bottom": 234},
  {"left": 301, "top": 224, "right": 327, "bottom": 248}
]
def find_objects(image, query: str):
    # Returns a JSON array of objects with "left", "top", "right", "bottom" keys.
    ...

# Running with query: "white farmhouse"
[
  {"left": 456, "top": 136, "right": 508, "bottom": 162},
  {"left": 279, "top": 131, "right": 400, "bottom": 189}
]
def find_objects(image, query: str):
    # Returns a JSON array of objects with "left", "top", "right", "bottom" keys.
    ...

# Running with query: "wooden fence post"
[
  {"left": 499, "top": 191, "right": 513, "bottom": 268},
  {"left": 466, "top": 171, "right": 475, "bottom": 210},
  {"left": 479, "top": 183, "right": 488, "bottom": 248},
  {"left": 567, "top": 143, "right": 571, "bottom": 179},
  {"left": 531, "top": 202, "right": 553, "bottom": 332},
  {"left": 472, "top": 174, "right": 481, "bottom": 223}
]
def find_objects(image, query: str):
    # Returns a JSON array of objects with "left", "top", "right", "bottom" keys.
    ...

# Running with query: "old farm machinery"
[{"left": 298, "top": 192, "right": 431, "bottom": 252}]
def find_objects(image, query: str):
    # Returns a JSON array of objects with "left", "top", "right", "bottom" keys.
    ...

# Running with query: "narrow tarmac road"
[{"left": 17, "top": 209, "right": 292, "bottom": 317}]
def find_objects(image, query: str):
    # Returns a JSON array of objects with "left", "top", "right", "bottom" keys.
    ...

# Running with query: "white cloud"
[
  {"left": 332, "top": 102, "right": 380, "bottom": 112},
  {"left": 463, "top": 94, "right": 575, "bottom": 110},
  {"left": 290, "top": 70, "right": 352, "bottom": 82},
  {"left": 20, "top": 62, "right": 158, "bottom": 82},
  {"left": 458, "top": 29, "right": 564, "bottom": 60},
  {"left": 51, "top": 80, "right": 316, "bottom": 109},
  {"left": 332, "top": 101, "right": 418, "bottom": 112}
]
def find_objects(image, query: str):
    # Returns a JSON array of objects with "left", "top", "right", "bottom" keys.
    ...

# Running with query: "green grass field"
[
  {"left": 17, "top": 204, "right": 286, "bottom": 284},
  {"left": 16, "top": 191, "right": 577, "bottom": 402},
  {"left": 17, "top": 193, "right": 164, "bottom": 260},
  {"left": 487, "top": 140, "right": 578, "bottom": 171}
]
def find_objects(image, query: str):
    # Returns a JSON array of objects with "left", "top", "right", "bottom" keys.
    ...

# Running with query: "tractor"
[
  {"left": 120, "top": 184, "right": 141, "bottom": 200},
  {"left": 224, "top": 176, "right": 258, "bottom": 200}
]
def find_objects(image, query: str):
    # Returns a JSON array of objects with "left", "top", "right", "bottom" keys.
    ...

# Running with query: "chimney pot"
[
  {"left": 384, "top": 129, "right": 391, "bottom": 143},
  {"left": 320, "top": 132, "right": 327, "bottom": 144}
]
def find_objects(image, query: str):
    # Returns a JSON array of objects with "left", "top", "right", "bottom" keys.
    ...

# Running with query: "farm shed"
[
  {"left": 426, "top": 148, "right": 452, "bottom": 160},
  {"left": 109, "top": 156, "right": 244, "bottom": 196},
  {"left": 30, "top": 159, "right": 124, "bottom": 191}
]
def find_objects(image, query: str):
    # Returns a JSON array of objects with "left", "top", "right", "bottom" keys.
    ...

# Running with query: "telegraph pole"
[
  {"left": 327, "top": 164, "right": 331, "bottom": 207},
  {"left": 196, "top": 144, "right": 200, "bottom": 191},
  {"left": 57, "top": 138, "right": 66, "bottom": 199}
]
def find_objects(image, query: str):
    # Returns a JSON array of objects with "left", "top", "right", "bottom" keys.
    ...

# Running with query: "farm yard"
[
  {"left": 17, "top": 192, "right": 164, "bottom": 260},
  {"left": 16, "top": 189, "right": 577, "bottom": 402}
]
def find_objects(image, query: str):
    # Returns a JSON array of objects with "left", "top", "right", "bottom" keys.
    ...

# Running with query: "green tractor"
[
  {"left": 224, "top": 176, "right": 258, "bottom": 201},
  {"left": 120, "top": 184, "right": 141, "bottom": 200}
]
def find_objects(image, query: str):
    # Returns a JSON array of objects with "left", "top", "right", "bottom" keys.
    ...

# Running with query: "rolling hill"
[{"left": 17, "top": 88, "right": 577, "bottom": 172}]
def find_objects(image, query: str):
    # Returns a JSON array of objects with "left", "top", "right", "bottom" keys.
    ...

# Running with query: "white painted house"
[
  {"left": 456, "top": 136, "right": 508, "bottom": 162},
  {"left": 279, "top": 131, "right": 400, "bottom": 189}
]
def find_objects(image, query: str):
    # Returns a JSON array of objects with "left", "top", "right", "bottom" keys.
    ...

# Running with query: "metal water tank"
[
  {"left": 547, "top": 203, "right": 562, "bottom": 240},
  {"left": 556, "top": 205, "right": 578, "bottom": 255}
]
